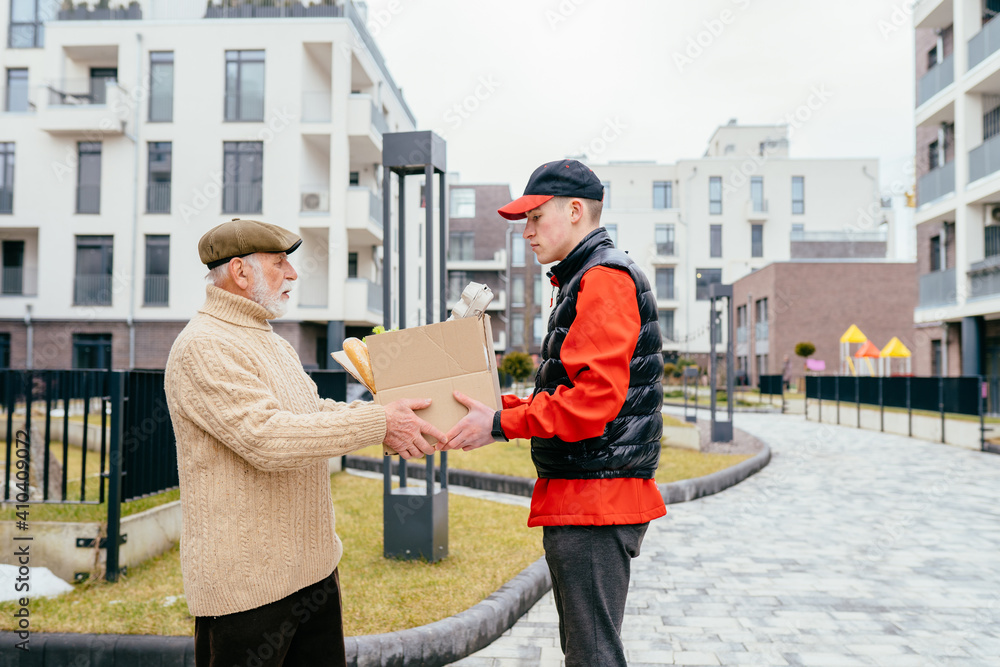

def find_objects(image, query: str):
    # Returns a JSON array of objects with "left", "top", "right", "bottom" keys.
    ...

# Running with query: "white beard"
[{"left": 248, "top": 268, "right": 292, "bottom": 319}]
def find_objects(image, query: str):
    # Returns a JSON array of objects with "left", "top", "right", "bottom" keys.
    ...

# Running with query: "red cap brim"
[{"left": 497, "top": 194, "right": 553, "bottom": 221}]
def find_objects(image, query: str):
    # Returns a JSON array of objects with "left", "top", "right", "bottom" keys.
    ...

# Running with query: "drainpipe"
[
  {"left": 24, "top": 304, "right": 32, "bottom": 369},
  {"left": 127, "top": 32, "right": 143, "bottom": 369}
]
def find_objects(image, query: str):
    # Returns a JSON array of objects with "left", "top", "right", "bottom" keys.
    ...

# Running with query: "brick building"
[{"left": 732, "top": 261, "right": 919, "bottom": 390}]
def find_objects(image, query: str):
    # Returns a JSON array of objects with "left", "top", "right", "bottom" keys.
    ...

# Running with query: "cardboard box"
[{"left": 332, "top": 315, "right": 501, "bottom": 450}]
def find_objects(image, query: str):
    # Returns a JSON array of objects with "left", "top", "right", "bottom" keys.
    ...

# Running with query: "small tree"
[
  {"left": 500, "top": 351, "right": 534, "bottom": 383},
  {"left": 795, "top": 342, "right": 816, "bottom": 360}
]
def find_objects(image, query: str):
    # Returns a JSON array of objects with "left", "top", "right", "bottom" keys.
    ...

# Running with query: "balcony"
[
  {"left": 970, "top": 16, "right": 1000, "bottom": 70},
  {"left": 969, "top": 256, "right": 1000, "bottom": 300},
  {"left": 346, "top": 187, "right": 384, "bottom": 245},
  {"left": 146, "top": 183, "right": 171, "bottom": 214},
  {"left": 347, "top": 95, "right": 385, "bottom": 163},
  {"left": 2, "top": 266, "right": 36, "bottom": 296},
  {"left": 745, "top": 199, "right": 769, "bottom": 221},
  {"left": 38, "top": 79, "right": 127, "bottom": 135},
  {"left": 919, "top": 268, "right": 957, "bottom": 308},
  {"left": 74, "top": 274, "right": 113, "bottom": 306},
  {"left": 969, "top": 134, "right": 1000, "bottom": 183},
  {"left": 917, "top": 53, "right": 954, "bottom": 107},
  {"left": 344, "top": 278, "right": 383, "bottom": 326},
  {"left": 736, "top": 325, "right": 748, "bottom": 344},
  {"left": 755, "top": 321, "right": 769, "bottom": 342},
  {"left": 447, "top": 249, "right": 507, "bottom": 272},
  {"left": 917, "top": 160, "right": 956, "bottom": 205},
  {"left": 302, "top": 91, "right": 332, "bottom": 123},
  {"left": 914, "top": 0, "right": 952, "bottom": 31},
  {"left": 143, "top": 275, "right": 169, "bottom": 306},
  {"left": 57, "top": 5, "right": 141, "bottom": 20}
]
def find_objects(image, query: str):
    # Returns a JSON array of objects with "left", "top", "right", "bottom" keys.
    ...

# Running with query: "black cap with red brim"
[{"left": 498, "top": 159, "right": 604, "bottom": 221}]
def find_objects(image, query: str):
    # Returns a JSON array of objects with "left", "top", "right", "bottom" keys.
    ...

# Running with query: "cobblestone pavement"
[{"left": 452, "top": 413, "right": 1000, "bottom": 666}]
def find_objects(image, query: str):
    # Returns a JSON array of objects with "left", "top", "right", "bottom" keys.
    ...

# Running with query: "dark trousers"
[
  {"left": 542, "top": 523, "right": 649, "bottom": 667},
  {"left": 194, "top": 568, "right": 346, "bottom": 667}
]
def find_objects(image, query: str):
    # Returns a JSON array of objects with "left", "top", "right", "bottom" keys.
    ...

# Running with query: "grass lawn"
[
  {"left": 0, "top": 472, "right": 542, "bottom": 636},
  {"left": 0, "top": 442, "right": 179, "bottom": 522},
  {"left": 354, "top": 415, "right": 751, "bottom": 483}
]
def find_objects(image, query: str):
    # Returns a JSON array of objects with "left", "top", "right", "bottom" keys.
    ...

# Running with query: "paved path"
[{"left": 452, "top": 413, "right": 1000, "bottom": 666}]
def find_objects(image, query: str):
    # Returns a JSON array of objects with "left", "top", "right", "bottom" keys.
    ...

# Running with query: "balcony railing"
[
  {"left": 2, "top": 267, "right": 23, "bottom": 295},
  {"left": 48, "top": 78, "right": 117, "bottom": 106},
  {"left": 222, "top": 183, "right": 262, "bottom": 214},
  {"left": 77, "top": 186, "right": 101, "bottom": 214},
  {"left": 656, "top": 242, "right": 674, "bottom": 256},
  {"left": 149, "top": 93, "right": 173, "bottom": 122},
  {"left": 969, "top": 133, "right": 1000, "bottom": 183},
  {"left": 370, "top": 100, "right": 389, "bottom": 136},
  {"left": 224, "top": 91, "right": 264, "bottom": 122},
  {"left": 57, "top": 5, "right": 141, "bottom": 20},
  {"left": 0, "top": 187, "right": 12, "bottom": 214},
  {"left": 74, "top": 274, "right": 113, "bottom": 306},
  {"left": 987, "top": 225, "right": 1000, "bottom": 259},
  {"left": 969, "top": 16, "right": 1000, "bottom": 70},
  {"left": 302, "top": 91, "right": 332, "bottom": 123},
  {"left": 917, "top": 53, "right": 954, "bottom": 106},
  {"left": 143, "top": 275, "right": 169, "bottom": 306},
  {"left": 736, "top": 325, "right": 748, "bottom": 344},
  {"left": 919, "top": 268, "right": 957, "bottom": 308},
  {"left": 367, "top": 279, "right": 383, "bottom": 313},
  {"left": 369, "top": 189, "right": 383, "bottom": 224},
  {"left": 790, "top": 229, "right": 887, "bottom": 242},
  {"left": 146, "top": 183, "right": 171, "bottom": 214},
  {"left": 917, "top": 160, "right": 956, "bottom": 205},
  {"left": 755, "top": 321, "right": 769, "bottom": 341},
  {"left": 205, "top": 4, "right": 342, "bottom": 18},
  {"left": 751, "top": 198, "right": 768, "bottom": 213}
]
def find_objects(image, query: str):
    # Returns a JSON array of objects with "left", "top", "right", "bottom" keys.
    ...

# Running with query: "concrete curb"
[
  {"left": 2, "top": 438, "right": 770, "bottom": 667},
  {"left": 663, "top": 399, "right": 782, "bottom": 414}
]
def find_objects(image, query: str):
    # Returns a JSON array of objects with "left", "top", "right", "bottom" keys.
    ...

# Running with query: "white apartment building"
[
  {"left": 913, "top": 0, "right": 1000, "bottom": 409},
  {"left": 0, "top": 0, "right": 433, "bottom": 370},
  {"left": 595, "top": 122, "right": 891, "bottom": 373}
]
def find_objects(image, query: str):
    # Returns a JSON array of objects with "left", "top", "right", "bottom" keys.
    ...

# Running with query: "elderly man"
[{"left": 164, "top": 218, "right": 445, "bottom": 667}]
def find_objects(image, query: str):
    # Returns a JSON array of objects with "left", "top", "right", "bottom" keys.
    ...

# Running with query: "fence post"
[
  {"left": 981, "top": 375, "right": 987, "bottom": 452},
  {"left": 939, "top": 376, "right": 945, "bottom": 444},
  {"left": 106, "top": 371, "right": 125, "bottom": 583},
  {"left": 835, "top": 376, "right": 840, "bottom": 425},
  {"left": 817, "top": 376, "right": 822, "bottom": 423},
  {"left": 856, "top": 376, "right": 861, "bottom": 428},
  {"left": 879, "top": 376, "right": 884, "bottom": 433},
  {"left": 907, "top": 376, "right": 912, "bottom": 437}
]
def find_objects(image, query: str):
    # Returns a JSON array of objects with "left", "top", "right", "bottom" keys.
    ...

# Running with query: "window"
[
  {"left": 222, "top": 142, "right": 263, "bottom": 214},
  {"left": 709, "top": 176, "right": 722, "bottom": 214},
  {"left": 930, "top": 234, "right": 942, "bottom": 272},
  {"left": 750, "top": 176, "right": 765, "bottom": 212},
  {"left": 792, "top": 176, "right": 805, "bottom": 215},
  {"left": 0, "top": 332, "right": 9, "bottom": 369},
  {"left": 347, "top": 252, "right": 358, "bottom": 278},
  {"left": 0, "top": 142, "right": 13, "bottom": 214},
  {"left": 74, "top": 235, "right": 113, "bottom": 306},
  {"left": 931, "top": 339, "right": 942, "bottom": 377},
  {"left": 418, "top": 223, "right": 423, "bottom": 258},
  {"left": 533, "top": 273, "right": 542, "bottom": 305},
  {"left": 225, "top": 50, "right": 265, "bottom": 122},
  {"left": 512, "top": 236, "right": 526, "bottom": 267},
  {"left": 448, "top": 231, "right": 475, "bottom": 261},
  {"left": 695, "top": 268, "right": 722, "bottom": 301},
  {"left": 2, "top": 240, "right": 24, "bottom": 294},
  {"left": 710, "top": 224, "right": 722, "bottom": 258},
  {"left": 9, "top": 0, "right": 57, "bottom": 48},
  {"left": 655, "top": 224, "right": 674, "bottom": 255},
  {"left": 928, "top": 140, "right": 940, "bottom": 170},
  {"left": 532, "top": 314, "right": 543, "bottom": 347},
  {"left": 791, "top": 223, "right": 804, "bottom": 236},
  {"left": 349, "top": 171, "right": 360, "bottom": 186},
  {"left": 450, "top": 189, "right": 475, "bottom": 218},
  {"left": 144, "top": 235, "right": 169, "bottom": 306},
  {"left": 653, "top": 181, "right": 672, "bottom": 209},
  {"left": 512, "top": 316, "right": 525, "bottom": 348},
  {"left": 927, "top": 45, "right": 939, "bottom": 70},
  {"left": 655, "top": 268, "right": 674, "bottom": 301},
  {"left": 448, "top": 270, "right": 469, "bottom": 301},
  {"left": 149, "top": 52, "right": 174, "bottom": 122},
  {"left": 73, "top": 333, "right": 112, "bottom": 370},
  {"left": 605, "top": 224, "right": 617, "bottom": 247},
  {"left": 658, "top": 310, "right": 675, "bottom": 342},
  {"left": 89, "top": 68, "right": 117, "bottom": 105},
  {"left": 601, "top": 181, "right": 610, "bottom": 208},
  {"left": 147, "top": 142, "right": 172, "bottom": 214},
  {"left": 755, "top": 298, "right": 768, "bottom": 341},
  {"left": 5, "top": 69, "right": 28, "bottom": 112},
  {"left": 77, "top": 142, "right": 102, "bottom": 214},
  {"left": 512, "top": 274, "right": 525, "bottom": 306},
  {"left": 751, "top": 224, "right": 763, "bottom": 258}
]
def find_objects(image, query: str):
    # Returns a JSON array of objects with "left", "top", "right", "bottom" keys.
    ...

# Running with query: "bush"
[
  {"left": 795, "top": 342, "right": 816, "bottom": 359},
  {"left": 500, "top": 351, "right": 535, "bottom": 382},
  {"left": 663, "top": 362, "right": 678, "bottom": 378}
]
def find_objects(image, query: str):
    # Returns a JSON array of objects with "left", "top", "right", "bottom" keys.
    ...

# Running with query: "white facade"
[
  {"left": 595, "top": 123, "right": 888, "bottom": 357},
  {"left": 0, "top": 1, "right": 431, "bottom": 368}
]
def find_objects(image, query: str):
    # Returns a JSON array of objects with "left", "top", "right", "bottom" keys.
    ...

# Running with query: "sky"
[{"left": 365, "top": 0, "right": 916, "bottom": 197}]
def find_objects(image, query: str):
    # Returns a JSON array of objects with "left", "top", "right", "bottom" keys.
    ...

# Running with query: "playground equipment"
[
  {"left": 854, "top": 340, "right": 881, "bottom": 376},
  {"left": 840, "top": 324, "right": 867, "bottom": 375},
  {"left": 879, "top": 336, "right": 912, "bottom": 376}
]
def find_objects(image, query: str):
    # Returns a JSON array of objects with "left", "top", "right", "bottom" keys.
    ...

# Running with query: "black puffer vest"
[{"left": 531, "top": 228, "right": 663, "bottom": 479}]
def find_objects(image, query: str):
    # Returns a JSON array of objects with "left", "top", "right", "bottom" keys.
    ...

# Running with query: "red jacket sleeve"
[{"left": 501, "top": 266, "right": 641, "bottom": 441}]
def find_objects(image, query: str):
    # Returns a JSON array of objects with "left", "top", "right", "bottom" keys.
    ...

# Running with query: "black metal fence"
[
  {"left": 804, "top": 375, "right": 991, "bottom": 452},
  {"left": 759, "top": 374, "right": 784, "bottom": 396}
]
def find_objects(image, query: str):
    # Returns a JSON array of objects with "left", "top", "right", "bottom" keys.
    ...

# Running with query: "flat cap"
[{"left": 199, "top": 218, "right": 302, "bottom": 269}]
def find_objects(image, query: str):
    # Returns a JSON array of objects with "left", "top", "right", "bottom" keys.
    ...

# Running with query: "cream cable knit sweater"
[{"left": 164, "top": 285, "right": 387, "bottom": 617}]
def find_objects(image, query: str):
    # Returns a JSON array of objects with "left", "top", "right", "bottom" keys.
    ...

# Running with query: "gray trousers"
[{"left": 542, "top": 523, "right": 649, "bottom": 667}]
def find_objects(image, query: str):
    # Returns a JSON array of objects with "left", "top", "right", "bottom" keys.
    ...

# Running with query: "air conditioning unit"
[
  {"left": 990, "top": 205, "right": 1000, "bottom": 225},
  {"left": 301, "top": 191, "right": 329, "bottom": 212}
]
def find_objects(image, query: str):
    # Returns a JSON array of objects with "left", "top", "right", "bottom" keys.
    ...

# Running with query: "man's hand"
[
  {"left": 440, "top": 391, "right": 497, "bottom": 452},
  {"left": 383, "top": 398, "right": 448, "bottom": 459}
]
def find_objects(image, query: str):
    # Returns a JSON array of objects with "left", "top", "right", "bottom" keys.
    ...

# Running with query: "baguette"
[{"left": 343, "top": 337, "right": 376, "bottom": 393}]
